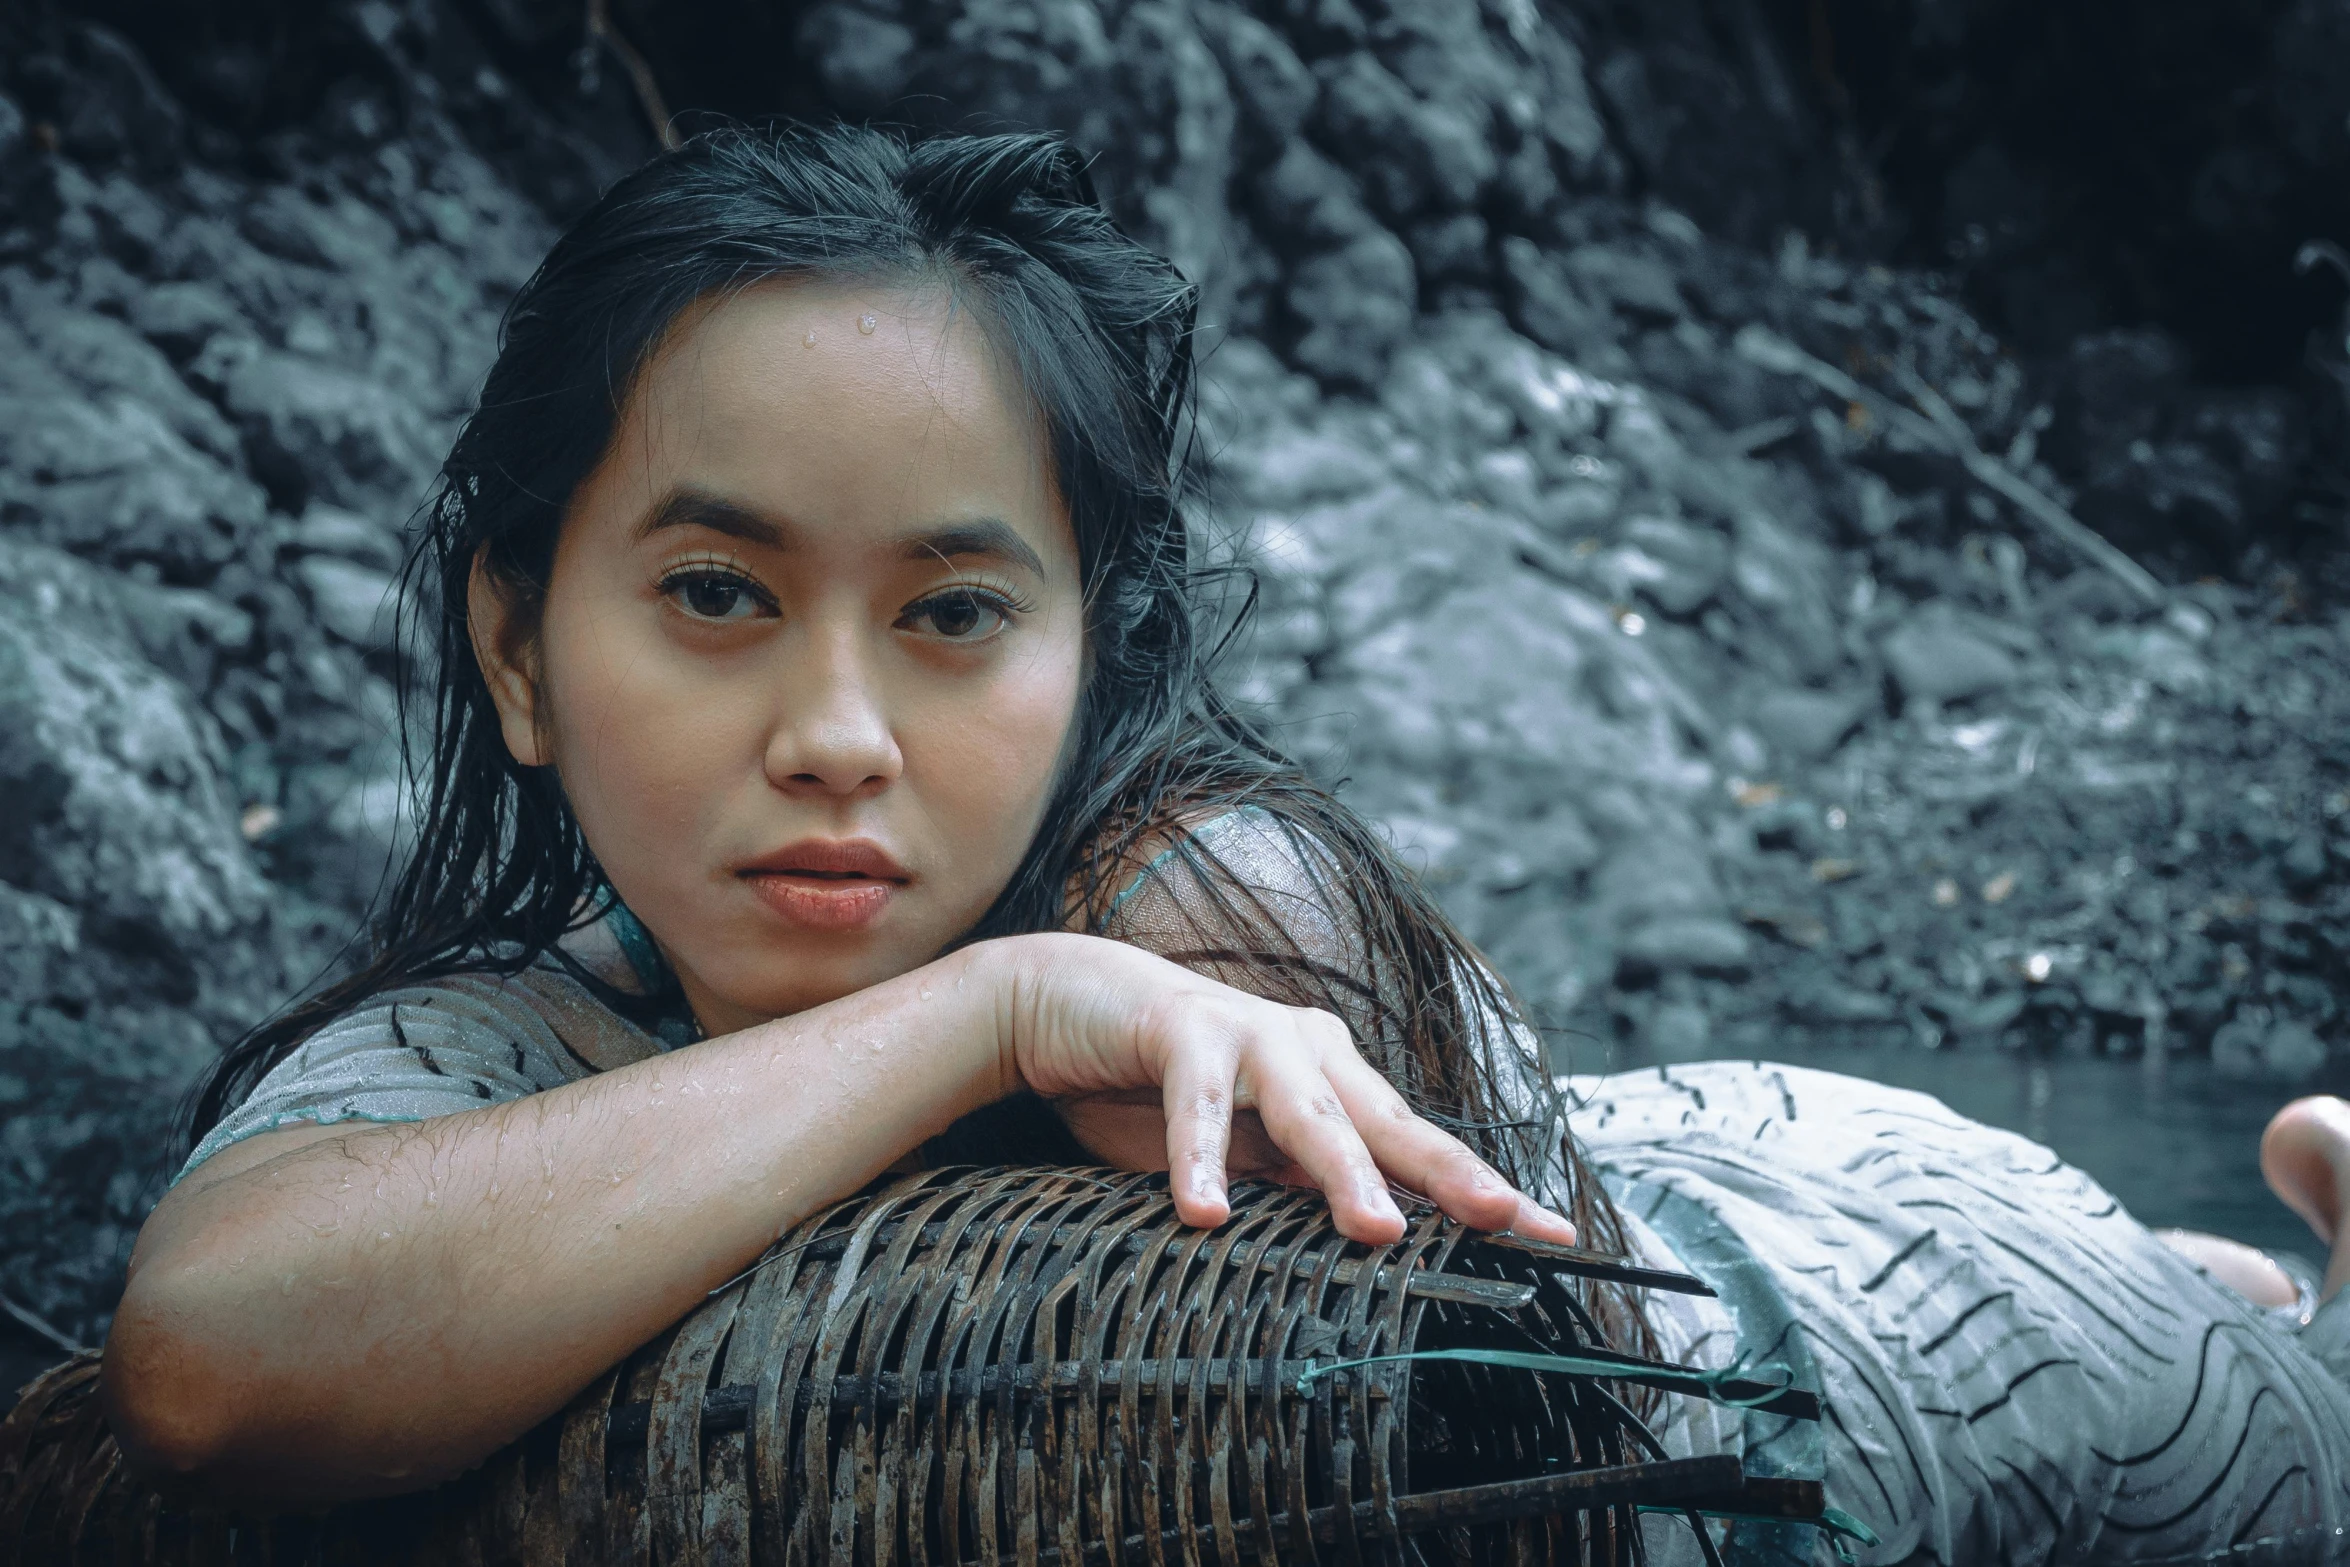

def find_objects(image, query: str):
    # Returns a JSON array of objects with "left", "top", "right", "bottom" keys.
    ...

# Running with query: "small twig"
[
  {"left": 587, "top": 0, "right": 678, "bottom": 150},
  {"left": 1733, "top": 325, "right": 2166, "bottom": 607},
  {"left": 1724, "top": 414, "right": 1804, "bottom": 456},
  {"left": 0, "top": 1288, "right": 85, "bottom": 1356}
]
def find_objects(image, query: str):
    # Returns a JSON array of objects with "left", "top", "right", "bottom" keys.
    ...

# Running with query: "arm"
[
  {"left": 106, "top": 943, "right": 1008, "bottom": 1507},
  {"left": 105, "top": 933, "right": 1567, "bottom": 1508}
]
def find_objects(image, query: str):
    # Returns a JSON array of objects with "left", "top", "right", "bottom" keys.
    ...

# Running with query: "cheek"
[
  {"left": 906, "top": 639, "right": 1085, "bottom": 851},
  {"left": 533, "top": 591, "right": 763, "bottom": 868}
]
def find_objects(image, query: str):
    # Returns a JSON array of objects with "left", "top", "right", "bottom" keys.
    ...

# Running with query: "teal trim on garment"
[
  {"left": 1606, "top": 1171, "right": 1832, "bottom": 1566},
  {"left": 1100, "top": 804, "right": 1279, "bottom": 921},
  {"left": 603, "top": 901, "right": 699, "bottom": 1048},
  {"left": 605, "top": 901, "right": 667, "bottom": 995}
]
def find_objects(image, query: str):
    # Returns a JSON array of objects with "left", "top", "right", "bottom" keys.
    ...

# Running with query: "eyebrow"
[
  {"left": 636, "top": 489, "right": 785, "bottom": 546},
  {"left": 901, "top": 520, "right": 1048, "bottom": 580},
  {"left": 638, "top": 488, "right": 1048, "bottom": 579}
]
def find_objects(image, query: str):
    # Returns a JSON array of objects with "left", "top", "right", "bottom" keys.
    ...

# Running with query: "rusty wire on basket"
[{"left": 0, "top": 1166, "right": 1825, "bottom": 1565}]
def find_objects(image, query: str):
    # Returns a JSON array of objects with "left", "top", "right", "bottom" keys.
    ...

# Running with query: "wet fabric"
[
  {"left": 175, "top": 816, "right": 2350, "bottom": 1567},
  {"left": 173, "top": 964, "right": 670, "bottom": 1184},
  {"left": 1569, "top": 1062, "right": 2350, "bottom": 1565}
]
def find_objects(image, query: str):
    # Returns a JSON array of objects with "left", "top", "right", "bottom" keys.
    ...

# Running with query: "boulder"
[
  {"left": 0, "top": 539, "right": 266, "bottom": 987},
  {"left": 1197, "top": 4, "right": 1317, "bottom": 144},
  {"left": 1285, "top": 230, "right": 1416, "bottom": 387},
  {"left": 1882, "top": 606, "right": 2023, "bottom": 707},
  {"left": 1749, "top": 686, "right": 1870, "bottom": 763},
  {"left": 196, "top": 335, "right": 442, "bottom": 513},
  {"left": 1313, "top": 52, "right": 1494, "bottom": 218}
]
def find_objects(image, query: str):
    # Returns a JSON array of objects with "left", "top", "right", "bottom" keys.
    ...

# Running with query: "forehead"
[{"left": 611, "top": 276, "right": 1061, "bottom": 539}]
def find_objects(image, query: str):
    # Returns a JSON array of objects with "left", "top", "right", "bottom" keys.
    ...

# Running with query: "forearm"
[{"left": 105, "top": 945, "right": 1015, "bottom": 1505}]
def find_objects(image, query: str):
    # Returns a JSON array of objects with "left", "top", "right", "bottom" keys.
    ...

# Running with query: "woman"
[{"left": 103, "top": 125, "right": 2350, "bottom": 1563}]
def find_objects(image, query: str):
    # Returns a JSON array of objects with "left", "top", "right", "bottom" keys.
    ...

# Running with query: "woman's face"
[{"left": 473, "top": 278, "right": 1087, "bottom": 1035}]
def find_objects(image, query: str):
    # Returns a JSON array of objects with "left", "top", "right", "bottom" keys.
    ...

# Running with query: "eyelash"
[
  {"left": 657, "top": 560, "right": 776, "bottom": 621},
  {"left": 654, "top": 559, "right": 1033, "bottom": 639},
  {"left": 899, "top": 583, "right": 1032, "bottom": 641}
]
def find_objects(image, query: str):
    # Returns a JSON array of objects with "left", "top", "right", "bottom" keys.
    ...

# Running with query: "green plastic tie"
[
  {"left": 1639, "top": 1501, "right": 1882, "bottom": 1564},
  {"left": 1291, "top": 1347, "right": 1795, "bottom": 1408}
]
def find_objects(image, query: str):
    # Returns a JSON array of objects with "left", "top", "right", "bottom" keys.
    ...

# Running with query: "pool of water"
[{"left": 1574, "top": 1039, "right": 2348, "bottom": 1268}]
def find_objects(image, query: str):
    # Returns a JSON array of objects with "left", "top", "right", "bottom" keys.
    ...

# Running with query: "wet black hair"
[{"left": 186, "top": 122, "right": 1648, "bottom": 1353}]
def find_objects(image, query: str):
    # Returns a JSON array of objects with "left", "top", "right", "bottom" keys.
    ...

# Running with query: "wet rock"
[
  {"left": 1563, "top": 243, "right": 1684, "bottom": 324},
  {"left": 1313, "top": 51, "right": 1493, "bottom": 218},
  {"left": 0, "top": 539, "right": 265, "bottom": 978},
  {"left": 1785, "top": 980, "right": 1901, "bottom": 1026},
  {"left": 796, "top": 3, "right": 918, "bottom": 114},
  {"left": 1404, "top": 211, "right": 1488, "bottom": 284},
  {"left": 1284, "top": 230, "right": 1415, "bottom": 386},
  {"left": 2089, "top": 624, "right": 2210, "bottom": 694},
  {"left": 195, "top": 335, "right": 440, "bottom": 512},
  {"left": 1606, "top": 515, "right": 1726, "bottom": 617},
  {"left": 1619, "top": 916, "right": 1753, "bottom": 977},
  {"left": 1749, "top": 686, "right": 1869, "bottom": 763},
  {"left": 2281, "top": 832, "right": 2332, "bottom": 893},
  {"left": 113, "top": 577, "right": 253, "bottom": 691},
  {"left": 2213, "top": 1009, "right": 2329, "bottom": 1079},
  {"left": 8, "top": 282, "right": 240, "bottom": 461},
  {"left": 1592, "top": 835, "right": 1723, "bottom": 925},
  {"left": 290, "top": 500, "right": 406, "bottom": 572},
  {"left": 1728, "top": 511, "right": 1840, "bottom": 677},
  {"left": 1882, "top": 605, "right": 2022, "bottom": 707},
  {"left": 295, "top": 555, "right": 398, "bottom": 650},
  {"left": 125, "top": 278, "right": 244, "bottom": 361},
  {"left": 1249, "top": 140, "right": 1378, "bottom": 249},
  {"left": 1646, "top": 998, "right": 1713, "bottom": 1057},
  {"left": 1498, "top": 236, "right": 1615, "bottom": 363},
  {"left": 1198, "top": 4, "right": 1317, "bottom": 144},
  {"left": 0, "top": 385, "right": 266, "bottom": 579}
]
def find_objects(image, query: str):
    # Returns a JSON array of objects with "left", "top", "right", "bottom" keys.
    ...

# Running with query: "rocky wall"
[{"left": 1, "top": 0, "right": 2346, "bottom": 1392}]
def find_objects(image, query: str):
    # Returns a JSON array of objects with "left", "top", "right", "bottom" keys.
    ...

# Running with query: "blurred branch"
[
  {"left": 0, "top": 1288, "right": 85, "bottom": 1356},
  {"left": 1734, "top": 325, "right": 2166, "bottom": 607},
  {"left": 587, "top": 0, "right": 677, "bottom": 150}
]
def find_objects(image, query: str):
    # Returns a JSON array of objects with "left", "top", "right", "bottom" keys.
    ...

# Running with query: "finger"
[
  {"left": 1157, "top": 1023, "right": 1240, "bottom": 1229},
  {"left": 1244, "top": 1036, "right": 1404, "bottom": 1243},
  {"left": 1322, "top": 1052, "right": 1578, "bottom": 1243}
]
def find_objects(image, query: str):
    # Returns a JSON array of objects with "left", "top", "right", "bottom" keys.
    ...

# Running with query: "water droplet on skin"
[
  {"left": 803, "top": 329, "right": 817, "bottom": 347},
  {"left": 857, "top": 312, "right": 877, "bottom": 335}
]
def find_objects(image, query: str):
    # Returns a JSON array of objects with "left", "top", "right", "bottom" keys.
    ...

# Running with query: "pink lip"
[{"left": 739, "top": 838, "right": 909, "bottom": 933}]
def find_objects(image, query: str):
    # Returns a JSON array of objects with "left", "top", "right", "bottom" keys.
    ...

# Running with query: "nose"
[{"left": 763, "top": 623, "right": 903, "bottom": 799}]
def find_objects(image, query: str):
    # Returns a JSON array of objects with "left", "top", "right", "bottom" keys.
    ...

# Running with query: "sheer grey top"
[{"left": 178, "top": 809, "right": 1551, "bottom": 1183}]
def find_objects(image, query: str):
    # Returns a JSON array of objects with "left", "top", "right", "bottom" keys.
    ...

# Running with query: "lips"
[{"left": 739, "top": 838, "right": 910, "bottom": 932}]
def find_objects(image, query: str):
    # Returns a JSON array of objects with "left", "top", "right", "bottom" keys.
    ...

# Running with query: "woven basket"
[{"left": 0, "top": 1166, "right": 1820, "bottom": 1564}]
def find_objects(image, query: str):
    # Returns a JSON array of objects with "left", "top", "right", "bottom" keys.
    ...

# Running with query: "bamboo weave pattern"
[{"left": 0, "top": 1166, "right": 1820, "bottom": 1564}]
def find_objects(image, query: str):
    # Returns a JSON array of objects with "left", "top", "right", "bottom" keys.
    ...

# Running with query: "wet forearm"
[{"left": 104, "top": 945, "right": 1014, "bottom": 1506}]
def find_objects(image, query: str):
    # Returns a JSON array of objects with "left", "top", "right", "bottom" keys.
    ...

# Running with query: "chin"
[{"left": 709, "top": 940, "right": 931, "bottom": 1021}]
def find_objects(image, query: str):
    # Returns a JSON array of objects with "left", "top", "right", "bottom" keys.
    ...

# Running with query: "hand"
[{"left": 987, "top": 933, "right": 1578, "bottom": 1247}]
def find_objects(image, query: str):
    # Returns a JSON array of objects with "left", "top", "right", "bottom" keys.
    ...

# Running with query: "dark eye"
[
  {"left": 904, "top": 589, "right": 1011, "bottom": 642},
  {"left": 665, "top": 569, "right": 768, "bottom": 622}
]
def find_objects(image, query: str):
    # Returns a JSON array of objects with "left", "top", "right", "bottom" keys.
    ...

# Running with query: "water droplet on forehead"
[
  {"left": 857, "top": 312, "right": 878, "bottom": 335},
  {"left": 803, "top": 329, "right": 817, "bottom": 347}
]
